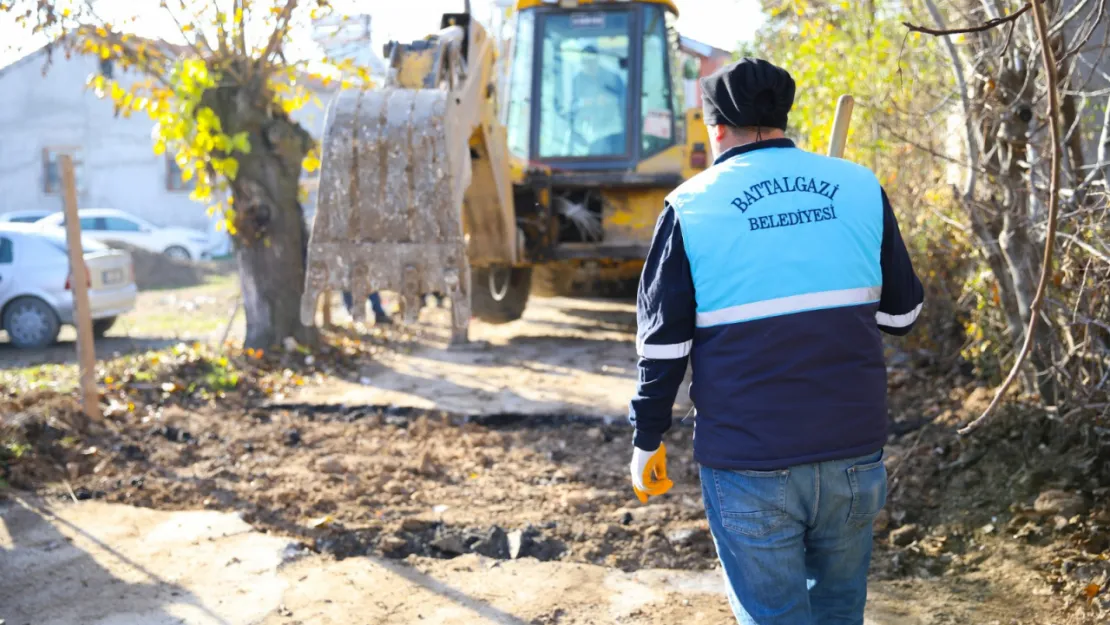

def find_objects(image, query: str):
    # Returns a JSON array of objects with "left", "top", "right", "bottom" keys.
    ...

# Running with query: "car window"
[
  {"left": 80, "top": 217, "right": 103, "bottom": 231},
  {"left": 10, "top": 216, "right": 42, "bottom": 224},
  {"left": 104, "top": 217, "right": 141, "bottom": 232},
  {"left": 0, "top": 237, "right": 12, "bottom": 264}
]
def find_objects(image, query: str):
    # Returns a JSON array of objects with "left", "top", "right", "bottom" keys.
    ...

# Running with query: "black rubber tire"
[
  {"left": 164, "top": 245, "right": 192, "bottom": 261},
  {"left": 471, "top": 266, "right": 532, "bottom": 324},
  {"left": 3, "top": 296, "right": 61, "bottom": 348},
  {"left": 92, "top": 316, "right": 117, "bottom": 338}
]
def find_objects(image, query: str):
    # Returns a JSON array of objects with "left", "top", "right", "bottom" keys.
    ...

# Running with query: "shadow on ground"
[
  {"left": 0, "top": 496, "right": 228, "bottom": 625},
  {"left": 0, "top": 337, "right": 176, "bottom": 370}
]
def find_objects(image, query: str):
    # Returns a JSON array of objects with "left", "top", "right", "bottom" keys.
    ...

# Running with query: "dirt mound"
[
  {"left": 874, "top": 378, "right": 1110, "bottom": 619},
  {"left": 102, "top": 241, "right": 221, "bottom": 290},
  {"left": 38, "top": 402, "right": 715, "bottom": 572},
  {"left": 0, "top": 390, "right": 84, "bottom": 489}
]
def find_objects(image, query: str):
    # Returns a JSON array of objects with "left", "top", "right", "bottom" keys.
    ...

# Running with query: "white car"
[
  {"left": 35, "top": 208, "right": 215, "bottom": 261},
  {"left": 0, "top": 224, "right": 137, "bottom": 348}
]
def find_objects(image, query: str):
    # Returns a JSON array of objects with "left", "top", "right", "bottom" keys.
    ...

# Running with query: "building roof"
[
  {"left": 0, "top": 43, "right": 54, "bottom": 80},
  {"left": 679, "top": 35, "right": 731, "bottom": 60},
  {"left": 0, "top": 34, "right": 187, "bottom": 81},
  {"left": 513, "top": 0, "right": 679, "bottom": 15}
]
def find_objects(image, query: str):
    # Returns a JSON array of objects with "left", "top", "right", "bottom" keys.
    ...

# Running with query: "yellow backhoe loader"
[{"left": 301, "top": 0, "right": 713, "bottom": 344}]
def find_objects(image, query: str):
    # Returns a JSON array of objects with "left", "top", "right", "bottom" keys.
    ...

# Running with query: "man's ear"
[{"left": 710, "top": 124, "right": 728, "bottom": 142}]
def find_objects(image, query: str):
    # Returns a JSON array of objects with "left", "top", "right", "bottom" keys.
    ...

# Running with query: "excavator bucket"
[{"left": 300, "top": 87, "right": 473, "bottom": 342}]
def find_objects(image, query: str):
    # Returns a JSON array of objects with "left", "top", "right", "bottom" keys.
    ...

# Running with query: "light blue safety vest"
[{"left": 667, "top": 145, "right": 884, "bottom": 328}]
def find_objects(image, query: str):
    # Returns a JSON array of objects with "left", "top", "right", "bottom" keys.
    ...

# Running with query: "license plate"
[{"left": 102, "top": 269, "right": 124, "bottom": 285}]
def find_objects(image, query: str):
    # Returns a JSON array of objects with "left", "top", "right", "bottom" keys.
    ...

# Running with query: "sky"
[{"left": 0, "top": 0, "right": 764, "bottom": 68}]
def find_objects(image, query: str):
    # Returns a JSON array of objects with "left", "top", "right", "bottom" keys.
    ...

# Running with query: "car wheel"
[
  {"left": 164, "top": 246, "right": 192, "bottom": 261},
  {"left": 3, "top": 297, "right": 61, "bottom": 348},
  {"left": 92, "top": 316, "right": 117, "bottom": 338}
]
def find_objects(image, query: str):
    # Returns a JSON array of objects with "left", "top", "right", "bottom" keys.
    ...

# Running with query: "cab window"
[
  {"left": 505, "top": 9, "right": 535, "bottom": 158},
  {"left": 537, "top": 10, "right": 631, "bottom": 159},
  {"left": 641, "top": 5, "right": 676, "bottom": 157}
]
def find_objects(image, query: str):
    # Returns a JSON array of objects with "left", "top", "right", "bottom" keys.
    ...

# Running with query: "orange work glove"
[{"left": 630, "top": 443, "right": 674, "bottom": 504}]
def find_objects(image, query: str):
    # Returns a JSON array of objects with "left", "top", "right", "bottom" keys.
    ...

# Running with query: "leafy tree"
[
  {"left": 753, "top": 0, "right": 1110, "bottom": 413},
  {"left": 3, "top": 0, "right": 371, "bottom": 348},
  {"left": 750, "top": 0, "right": 970, "bottom": 356}
]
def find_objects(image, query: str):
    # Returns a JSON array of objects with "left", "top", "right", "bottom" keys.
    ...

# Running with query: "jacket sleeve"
[
  {"left": 628, "top": 204, "right": 696, "bottom": 451},
  {"left": 876, "top": 188, "right": 925, "bottom": 336}
]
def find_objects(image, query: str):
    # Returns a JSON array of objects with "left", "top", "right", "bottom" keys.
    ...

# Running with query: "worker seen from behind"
[{"left": 627, "top": 58, "right": 924, "bottom": 624}]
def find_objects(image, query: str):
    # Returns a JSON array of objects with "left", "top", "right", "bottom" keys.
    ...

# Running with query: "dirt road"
[
  {"left": 0, "top": 293, "right": 1095, "bottom": 624},
  {"left": 294, "top": 296, "right": 692, "bottom": 418},
  {"left": 0, "top": 496, "right": 1021, "bottom": 625}
]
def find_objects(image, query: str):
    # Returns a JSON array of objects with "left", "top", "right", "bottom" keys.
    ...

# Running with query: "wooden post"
[
  {"left": 60, "top": 155, "right": 102, "bottom": 422},
  {"left": 827, "top": 95, "right": 856, "bottom": 159},
  {"left": 320, "top": 291, "right": 333, "bottom": 328}
]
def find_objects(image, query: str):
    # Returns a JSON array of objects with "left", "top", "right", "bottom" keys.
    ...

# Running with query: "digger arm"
[{"left": 388, "top": 16, "right": 519, "bottom": 266}]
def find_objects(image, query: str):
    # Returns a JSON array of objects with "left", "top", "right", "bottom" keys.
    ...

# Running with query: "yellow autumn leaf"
[{"left": 302, "top": 150, "right": 321, "bottom": 173}]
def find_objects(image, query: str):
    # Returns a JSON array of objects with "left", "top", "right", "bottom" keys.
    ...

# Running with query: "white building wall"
[
  {"left": 0, "top": 48, "right": 333, "bottom": 253},
  {"left": 0, "top": 50, "right": 205, "bottom": 228}
]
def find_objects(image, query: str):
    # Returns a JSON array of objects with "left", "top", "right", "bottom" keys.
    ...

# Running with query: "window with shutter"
[{"left": 42, "top": 147, "right": 86, "bottom": 195}]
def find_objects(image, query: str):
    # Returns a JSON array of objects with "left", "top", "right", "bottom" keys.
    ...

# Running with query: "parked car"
[
  {"left": 0, "top": 224, "right": 137, "bottom": 348},
  {"left": 35, "top": 208, "right": 215, "bottom": 261},
  {"left": 0, "top": 210, "right": 52, "bottom": 224}
]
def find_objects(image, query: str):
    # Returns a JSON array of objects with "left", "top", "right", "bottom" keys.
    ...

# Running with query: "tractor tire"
[{"left": 471, "top": 266, "right": 532, "bottom": 324}]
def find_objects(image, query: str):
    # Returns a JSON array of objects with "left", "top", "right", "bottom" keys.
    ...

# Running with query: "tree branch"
[
  {"left": 920, "top": 0, "right": 979, "bottom": 201},
  {"left": 260, "top": 0, "right": 296, "bottom": 67},
  {"left": 905, "top": 1, "right": 1031, "bottom": 36},
  {"left": 235, "top": 0, "right": 247, "bottom": 57},
  {"left": 960, "top": 0, "right": 1064, "bottom": 435},
  {"left": 1099, "top": 93, "right": 1110, "bottom": 191}
]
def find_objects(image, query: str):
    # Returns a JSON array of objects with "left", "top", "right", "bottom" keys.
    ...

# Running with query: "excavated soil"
[{"left": 48, "top": 404, "right": 716, "bottom": 572}]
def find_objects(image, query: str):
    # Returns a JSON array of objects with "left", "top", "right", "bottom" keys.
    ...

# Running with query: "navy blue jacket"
[{"left": 629, "top": 139, "right": 924, "bottom": 470}]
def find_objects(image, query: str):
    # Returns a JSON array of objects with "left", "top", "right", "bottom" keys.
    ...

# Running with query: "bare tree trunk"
[{"left": 207, "top": 82, "right": 316, "bottom": 350}]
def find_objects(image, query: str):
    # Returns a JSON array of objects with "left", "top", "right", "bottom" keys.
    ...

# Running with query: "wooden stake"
[
  {"left": 320, "top": 291, "right": 333, "bottom": 328},
  {"left": 827, "top": 95, "right": 856, "bottom": 159},
  {"left": 60, "top": 155, "right": 101, "bottom": 422}
]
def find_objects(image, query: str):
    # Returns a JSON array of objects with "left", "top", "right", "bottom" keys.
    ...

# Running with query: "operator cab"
[{"left": 503, "top": 0, "right": 685, "bottom": 172}]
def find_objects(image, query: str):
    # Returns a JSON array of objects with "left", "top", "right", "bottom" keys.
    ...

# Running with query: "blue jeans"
[
  {"left": 342, "top": 291, "right": 388, "bottom": 320},
  {"left": 700, "top": 449, "right": 887, "bottom": 625}
]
